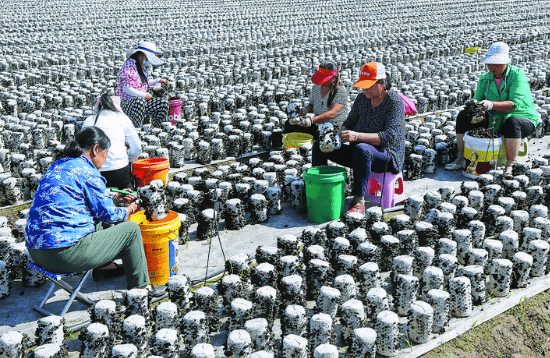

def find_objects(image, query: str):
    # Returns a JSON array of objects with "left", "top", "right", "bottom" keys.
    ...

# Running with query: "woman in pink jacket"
[{"left": 117, "top": 41, "right": 169, "bottom": 128}]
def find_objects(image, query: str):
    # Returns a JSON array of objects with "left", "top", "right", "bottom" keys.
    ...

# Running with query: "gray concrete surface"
[{"left": 1, "top": 136, "right": 549, "bottom": 356}]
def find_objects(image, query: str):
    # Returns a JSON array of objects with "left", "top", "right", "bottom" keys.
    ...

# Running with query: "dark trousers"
[
  {"left": 284, "top": 121, "right": 318, "bottom": 139},
  {"left": 456, "top": 110, "right": 535, "bottom": 139},
  {"left": 312, "top": 141, "right": 395, "bottom": 196},
  {"left": 28, "top": 221, "right": 149, "bottom": 290},
  {"left": 101, "top": 164, "right": 135, "bottom": 190}
]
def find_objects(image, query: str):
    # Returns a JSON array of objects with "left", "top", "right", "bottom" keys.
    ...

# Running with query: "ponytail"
[
  {"left": 63, "top": 141, "right": 85, "bottom": 158},
  {"left": 325, "top": 62, "right": 342, "bottom": 107},
  {"left": 129, "top": 52, "right": 148, "bottom": 85},
  {"left": 94, "top": 92, "right": 118, "bottom": 125},
  {"left": 327, "top": 74, "right": 342, "bottom": 107}
]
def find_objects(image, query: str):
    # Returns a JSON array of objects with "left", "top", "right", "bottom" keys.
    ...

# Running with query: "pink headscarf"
[{"left": 94, "top": 95, "right": 123, "bottom": 114}]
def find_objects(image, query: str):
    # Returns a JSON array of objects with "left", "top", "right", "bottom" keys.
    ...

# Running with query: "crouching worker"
[
  {"left": 25, "top": 127, "right": 149, "bottom": 290},
  {"left": 312, "top": 62, "right": 405, "bottom": 214},
  {"left": 444, "top": 42, "right": 539, "bottom": 178},
  {"left": 285, "top": 59, "right": 350, "bottom": 138}
]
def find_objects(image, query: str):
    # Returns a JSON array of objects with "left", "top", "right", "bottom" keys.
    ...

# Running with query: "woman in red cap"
[
  {"left": 285, "top": 60, "right": 350, "bottom": 137},
  {"left": 312, "top": 62, "right": 405, "bottom": 214}
]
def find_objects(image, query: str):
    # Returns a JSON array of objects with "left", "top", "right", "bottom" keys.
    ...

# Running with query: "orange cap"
[{"left": 353, "top": 62, "right": 386, "bottom": 89}]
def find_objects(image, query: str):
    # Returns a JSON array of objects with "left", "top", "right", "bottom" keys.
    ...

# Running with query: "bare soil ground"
[{"left": 423, "top": 289, "right": 550, "bottom": 358}]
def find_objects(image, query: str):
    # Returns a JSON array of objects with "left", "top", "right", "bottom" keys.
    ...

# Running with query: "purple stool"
[{"left": 366, "top": 171, "right": 406, "bottom": 209}]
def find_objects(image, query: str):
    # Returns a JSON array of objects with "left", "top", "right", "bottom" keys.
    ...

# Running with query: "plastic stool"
[
  {"left": 366, "top": 171, "right": 406, "bottom": 209},
  {"left": 29, "top": 263, "right": 93, "bottom": 317}
]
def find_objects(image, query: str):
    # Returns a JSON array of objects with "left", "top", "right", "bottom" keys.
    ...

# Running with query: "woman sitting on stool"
[
  {"left": 285, "top": 59, "right": 350, "bottom": 138},
  {"left": 444, "top": 42, "right": 539, "bottom": 178},
  {"left": 312, "top": 62, "right": 405, "bottom": 214},
  {"left": 83, "top": 92, "right": 141, "bottom": 190},
  {"left": 25, "top": 127, "right": 149, "bottom": 290}
]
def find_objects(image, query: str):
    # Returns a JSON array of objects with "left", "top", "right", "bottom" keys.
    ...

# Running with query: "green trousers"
[{"left": 28, "top": 221, "right": 149, "bottom": 290}]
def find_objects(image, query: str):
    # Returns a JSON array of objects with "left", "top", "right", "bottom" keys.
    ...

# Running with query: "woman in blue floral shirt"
[
  {"left": 25, "top": 127, "right": 149, "bottom": 290},
  {"left": 313, "top": 62, "right": 405, "bottom": 214}
]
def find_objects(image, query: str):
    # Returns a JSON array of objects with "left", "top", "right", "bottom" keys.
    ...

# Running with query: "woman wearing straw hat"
[
  {"left": 312, "top": 62, "right": 405, "bottom": 214},
  {"left": 117, "top": 41, "right": 170, "bottom": 128},
  {"left": 83, "top": 92, "right": 142, "bottom": 190},
  {"left": 445, "top": 42, "right": 539, "bottom": 178},
  {"left": 285, "top": 59, "right": 350, "bottom": 137}
]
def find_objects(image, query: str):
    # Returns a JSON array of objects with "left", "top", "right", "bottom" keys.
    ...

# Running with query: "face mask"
[{"left": 143, "top": 60, "right": 151, "bottom": 68}]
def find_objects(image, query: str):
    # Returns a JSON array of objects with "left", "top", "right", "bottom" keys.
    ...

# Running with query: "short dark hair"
[
  {"left": 377, "top": 77, "right": 392, "bottom": 90},
  {"left": 320, "top": 59, "right": 337, "bottom": 71}
]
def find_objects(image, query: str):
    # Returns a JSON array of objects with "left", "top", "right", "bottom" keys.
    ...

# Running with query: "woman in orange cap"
[
  {"left": 312, "top": 62, "right": 405, "bottom": 214},
  {"left": 285, "top": 59, "right": 350, "bottom": 137}
]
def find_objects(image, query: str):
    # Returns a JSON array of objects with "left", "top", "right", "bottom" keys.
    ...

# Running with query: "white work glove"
[
  {"left": 334, "top": 135, "right": 342, "bottom": 150},
  {"left": 480, "top": 100, "right": 493, "bottom": 111},
  {"left": 288, "top": 117, "right": 301, "bottom": 125},
  {"left": 299, "top": 117, "right": 312, "bottom": 127}
]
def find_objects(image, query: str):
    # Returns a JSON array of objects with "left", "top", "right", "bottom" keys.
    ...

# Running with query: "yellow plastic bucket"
[
  {"left": 282, "top": 132, "right": 314, "bottom": 151},
  {"left": 132, "top": 158, "right": 170, "bottom": 187},
  {"left": 129, "top": 210, "right": 181, "bottom": 286}
]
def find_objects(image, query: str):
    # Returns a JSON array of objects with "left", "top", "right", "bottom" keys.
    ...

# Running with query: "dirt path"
[{"left": 423, "top": 290, "right": 550, "bottom": 358}]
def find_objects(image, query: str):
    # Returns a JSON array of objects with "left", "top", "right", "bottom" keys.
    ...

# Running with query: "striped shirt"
[{"left": 309, "top": 84, "right": 350, "bottom": 127}]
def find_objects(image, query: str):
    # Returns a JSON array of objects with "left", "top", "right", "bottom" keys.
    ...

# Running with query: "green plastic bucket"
[{"left": 303, "top": 166, "right": 347, "bottom": 224}]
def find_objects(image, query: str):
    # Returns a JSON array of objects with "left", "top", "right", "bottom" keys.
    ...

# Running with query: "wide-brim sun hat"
[
  {"left": 481, "top": 42, "right": 510, "bottom": 64},
  {"left": 127, "top": 41, "right": 163, "bottom": 66},
  {"left": 353, "top": 62, "right": 386, "bottom": 89},
  {"left": 311, "top": 60, "right": 338, "bottom": 85}
]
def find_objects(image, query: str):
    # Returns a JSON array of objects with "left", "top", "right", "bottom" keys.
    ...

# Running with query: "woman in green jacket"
[{"left": 445, "top": 42, "right": 539, "bottom": 178}]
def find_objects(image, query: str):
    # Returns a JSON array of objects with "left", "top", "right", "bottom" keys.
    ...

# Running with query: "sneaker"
[
  {"left": 444, "top": 160, "right": 464, "bottom": 171},
  {"left": 348, "top": 201, "right": 365, "bottom": 213}
]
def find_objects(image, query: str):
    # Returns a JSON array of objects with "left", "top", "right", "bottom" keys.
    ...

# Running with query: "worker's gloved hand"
[
  {"left": 288, "top": 117, "right": 301, "bottom": 125},
  {"left": 299, "top": 117, "right": 312, "bottom": 127},
  {"left": 479, "top": 100, "right": 493, "bottom": 111}
]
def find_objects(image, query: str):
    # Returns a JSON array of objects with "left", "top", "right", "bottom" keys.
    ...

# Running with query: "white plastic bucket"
[
  {"left": 462, "top": 131, "right": 503, "bottom": 179},
  {"left": 497, "top": 139, "right": 528, "bottom": 165}
]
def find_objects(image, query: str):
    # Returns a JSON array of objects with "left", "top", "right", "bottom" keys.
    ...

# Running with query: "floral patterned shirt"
[
  {"left": 116, "top": 58, "right": 149, "bottom": 101},
  {"left": 25, "top": 156, "right": 128, "bottom": 250}
]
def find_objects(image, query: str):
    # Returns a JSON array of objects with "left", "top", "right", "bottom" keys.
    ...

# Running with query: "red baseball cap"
[
  {"left": 311, "top": 64, "right": 338, "bottom": 85},
  {"left": 353, "top": 62, "right": 386, "bottom": 89}
]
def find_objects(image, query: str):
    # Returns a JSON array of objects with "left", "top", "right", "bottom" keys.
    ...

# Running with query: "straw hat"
[
  {"left": 481, "top": 42, "right": 510, "bottom": 64},
  {"left": 126, "top": 41, "right": 163, "bottom": 66}
]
